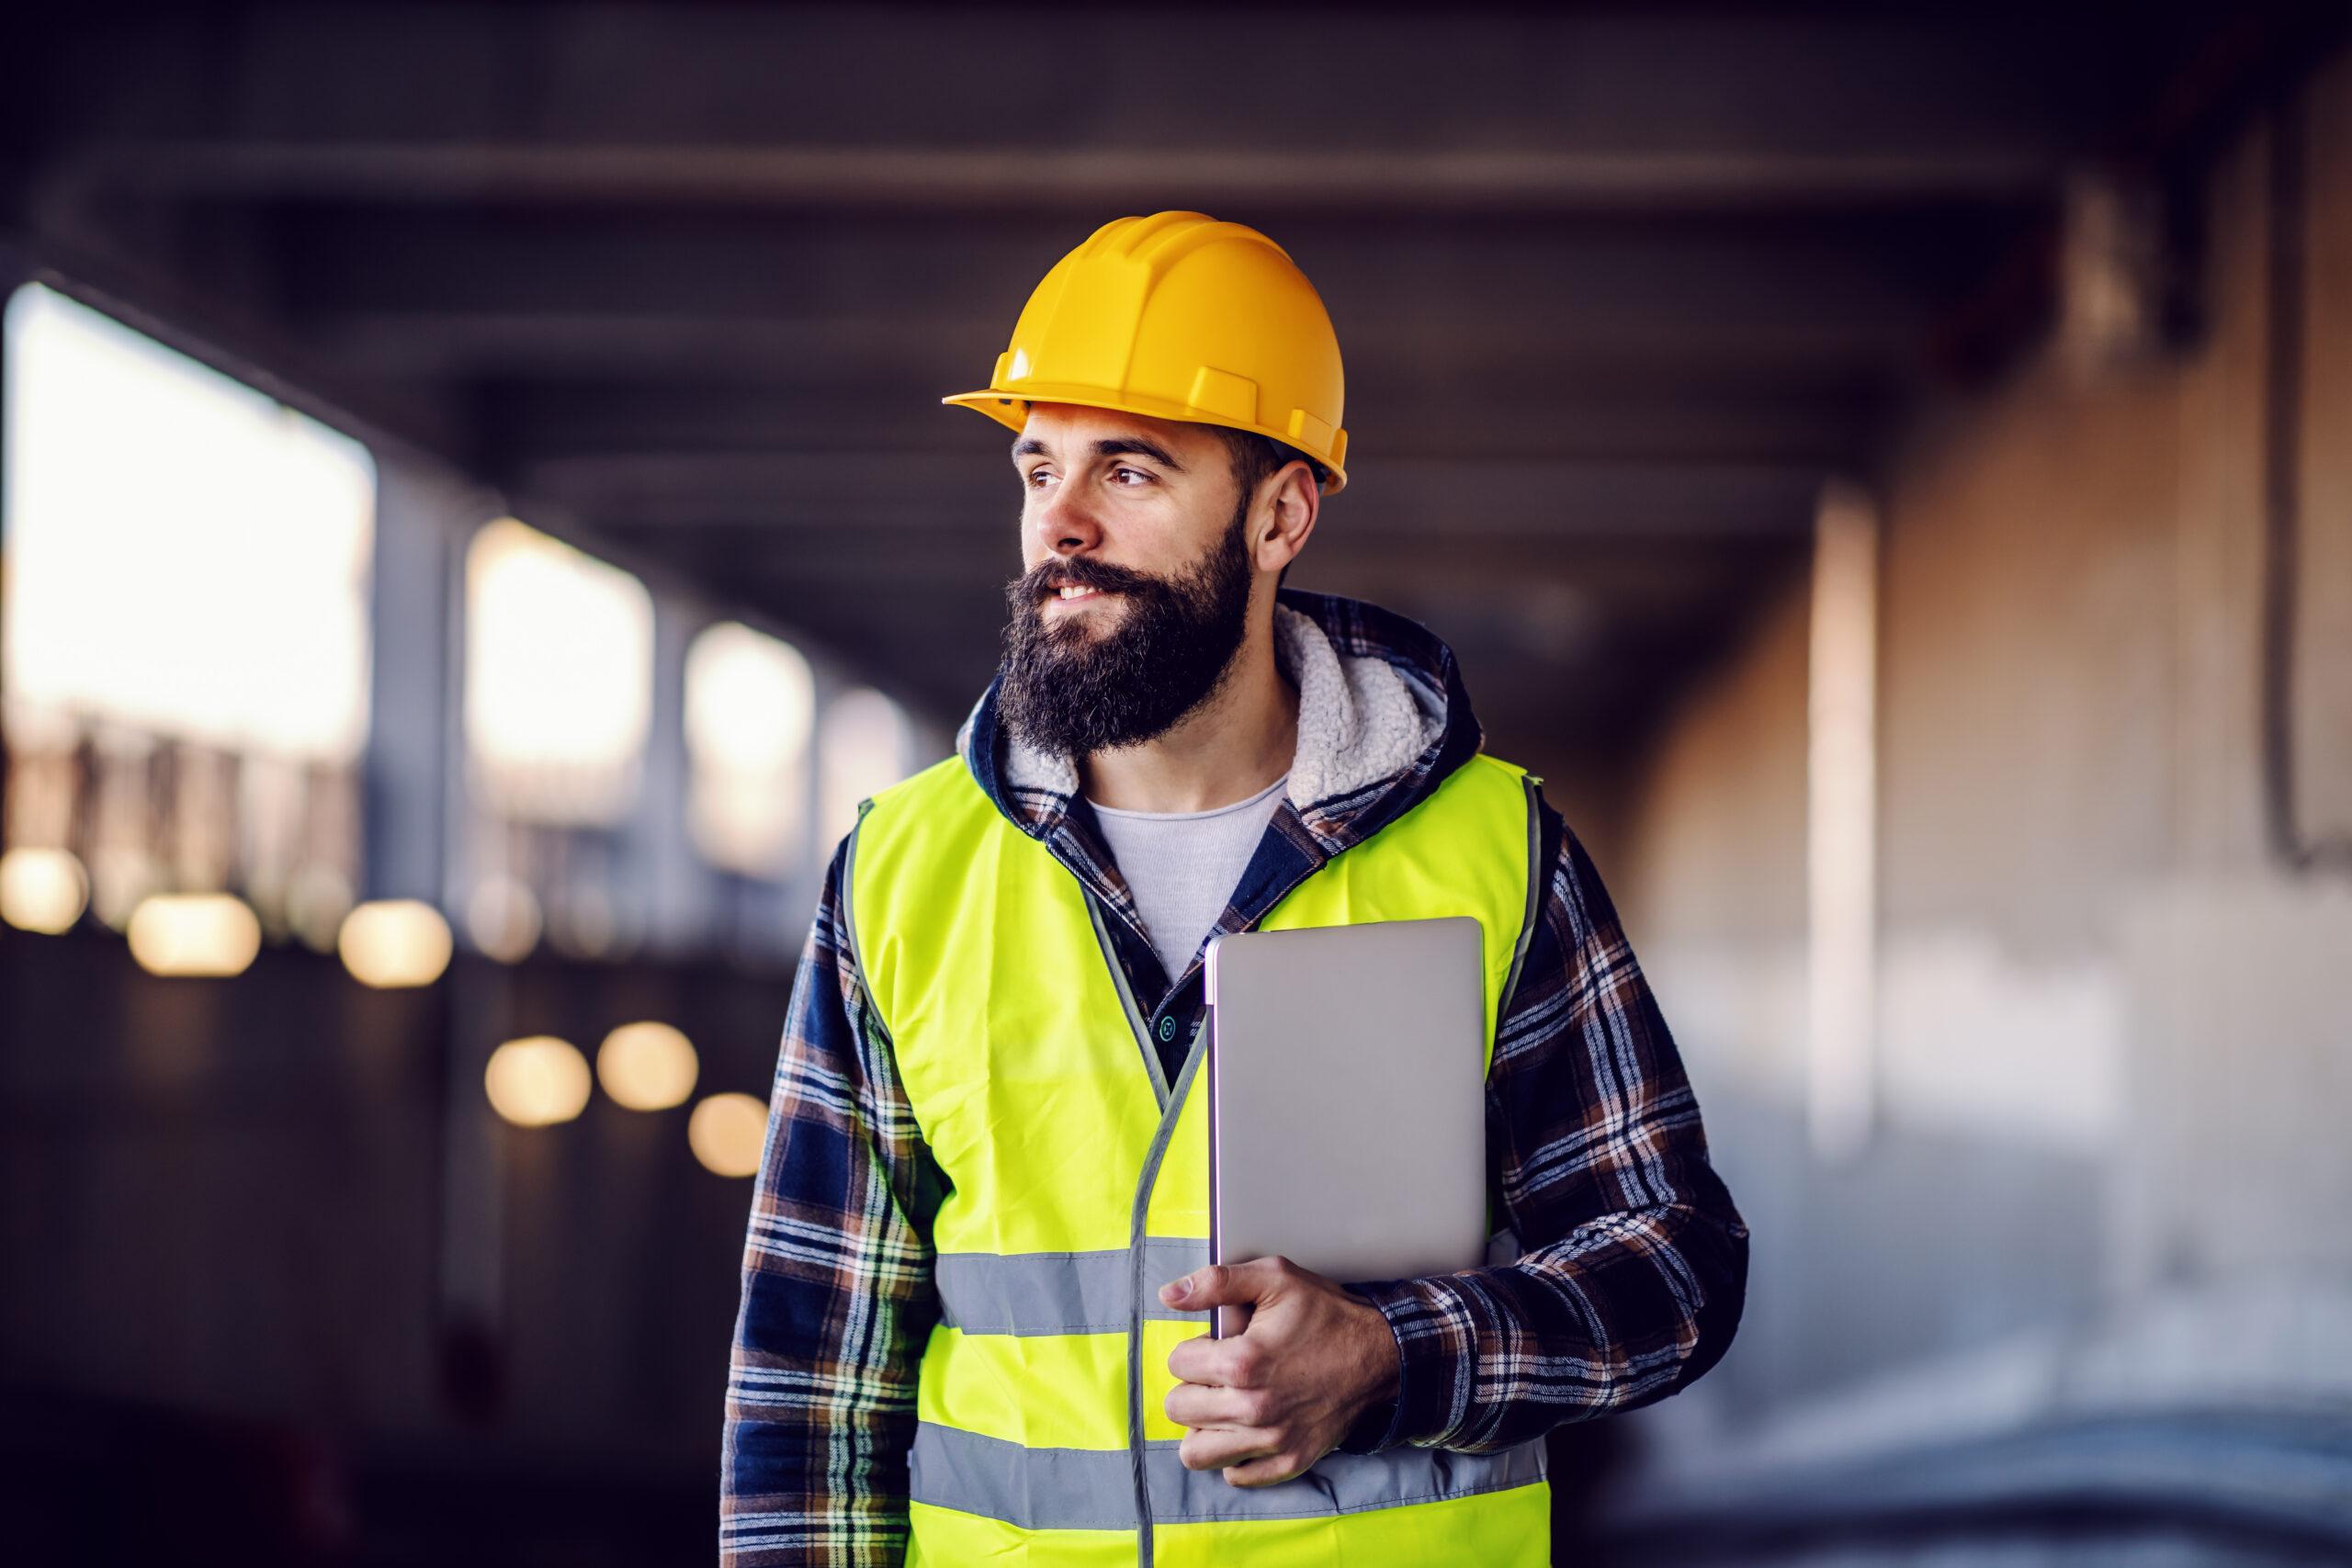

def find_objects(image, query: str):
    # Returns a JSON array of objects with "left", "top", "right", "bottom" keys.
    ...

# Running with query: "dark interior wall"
[{"left": 0, "top": 928, "right": 792, "bottom": 1466}]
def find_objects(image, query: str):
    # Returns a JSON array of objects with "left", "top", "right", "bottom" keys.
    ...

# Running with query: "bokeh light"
[
  {"left": 687, "top": 1092, "right": 768, "bottom": 1178},
  {"left": 337, "top": 898, "right": 454, "bottom": 988},
  {"left": 596, "top": 1021, "right": 700, "bottom": 1111},
  {"left": 0, "top": 846, "right": 89, "bottom": 933},
  {"left": 484, "top": 1034, "right": 593, "bottom": 1128},
  {"left": 125, "top": 892, "right": 262, "bottom": 977}
]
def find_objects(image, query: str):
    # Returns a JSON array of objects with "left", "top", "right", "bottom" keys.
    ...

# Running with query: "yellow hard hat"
[{"left": 944, "top": 211, "right": 1350, "bottom": 494}]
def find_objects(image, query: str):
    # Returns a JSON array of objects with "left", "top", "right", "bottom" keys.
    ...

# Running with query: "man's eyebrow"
[
  {"left": 1010, "top": 434, "right": 1186, "bottom": 471},
  {"left": 1091, "top": 437, "right": 1183, "bottom": 471}
]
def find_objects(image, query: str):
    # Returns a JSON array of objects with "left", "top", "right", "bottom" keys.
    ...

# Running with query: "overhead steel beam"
[
  {"left": 313, "top": 294, "right": 1933, "bottom": 381},
  {"left": 57, "top": 141, "right": 2059, "bottom": 215},
  {"left": 250, "top": 202, "right": 2012, "bottom": 329},
  {"left": 26, "top": 6, "right": 2142, "bottom": 216}
]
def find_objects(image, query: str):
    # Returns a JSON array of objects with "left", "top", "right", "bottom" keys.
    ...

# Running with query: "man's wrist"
[
  {"left": 1357, "top": 1303, "right": 1402, "bottom": 1404},
  {"left": 1336, "top": 1290, "right": 1408, "bottom": 1452},
  {"left": 1337, "top": 1272, "right": 1474, "bottom": 1452}
]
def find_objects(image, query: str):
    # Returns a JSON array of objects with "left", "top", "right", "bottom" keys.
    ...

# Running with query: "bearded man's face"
[{"left": 998, "top": 406, "right": 1259, "bottom": 757}]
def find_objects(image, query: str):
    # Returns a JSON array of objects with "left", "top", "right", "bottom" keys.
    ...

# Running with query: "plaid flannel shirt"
[{"left": 719, "top": 591, "right": 1748, "bottom": 1565}]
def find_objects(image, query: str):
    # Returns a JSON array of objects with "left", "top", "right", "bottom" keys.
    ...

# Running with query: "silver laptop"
[{"left": 1203, "top": 917, "right": 1488, "bottom": 1337}]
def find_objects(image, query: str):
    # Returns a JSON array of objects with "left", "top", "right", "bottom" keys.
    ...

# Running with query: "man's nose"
[{"left": 1028, "top": 479, "right": 1104, "bottom": 558}]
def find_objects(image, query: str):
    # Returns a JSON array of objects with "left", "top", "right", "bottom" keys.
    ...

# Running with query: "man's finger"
[
  {"left": 1159, "top": 1256, "right": 1285, "bottom": 1310},
  {"left": 1177, "top": 1424, "right": 1280, "bottom": 1472},
  {"left": 1223, "top": 1450, "right": 1313, "bottom": 1488},
  {"left": 1164, "top": 1379, "right": 1272, "bottom": 1431},
  {"left": 1166, "top": 1327, "right": 1268, "bottom": 1389}
]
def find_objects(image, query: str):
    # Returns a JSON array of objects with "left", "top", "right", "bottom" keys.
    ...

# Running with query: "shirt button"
[{"left": 1157, "top": 1015, "right": 1177, "bottom": 1043}]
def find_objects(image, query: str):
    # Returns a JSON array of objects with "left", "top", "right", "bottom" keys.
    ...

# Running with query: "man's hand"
[{"left": 1159, "top": 1256, "right": 1401, "bottom": 1487}]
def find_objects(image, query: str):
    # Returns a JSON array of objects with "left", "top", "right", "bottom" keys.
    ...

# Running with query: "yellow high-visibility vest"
[{"left": 845, "top": 750, "right": 1552, "bottom": 1566}]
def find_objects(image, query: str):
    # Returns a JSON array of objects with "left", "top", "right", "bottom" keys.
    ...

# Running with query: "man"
[{"left": 721, "top": 211, "right": 1747, "bottom": 1566}]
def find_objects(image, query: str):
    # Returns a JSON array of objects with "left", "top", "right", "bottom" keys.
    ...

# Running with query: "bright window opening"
[
  {"left": 463, "top": 516, "right": 654, "bottom": 827},
  {"left": 2, "top": 283, "right": 375, "bottom": 761},
  {"left": 817, "top": 687, "right": 915, "bottom": 852},
  {"left": 684, "top": 620, "right": 814, "bottom": 878}
]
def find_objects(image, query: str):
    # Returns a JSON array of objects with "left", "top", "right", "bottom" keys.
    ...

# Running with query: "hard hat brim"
[{"left": 943, "top": 384, "right": 1347, "bottom": 496}]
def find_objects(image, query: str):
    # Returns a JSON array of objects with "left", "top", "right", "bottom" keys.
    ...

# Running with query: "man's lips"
[{"left": 1043, "top": 583, "right": 1120, "bottom": 607}]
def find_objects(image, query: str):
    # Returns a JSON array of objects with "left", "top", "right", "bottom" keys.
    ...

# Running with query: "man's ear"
[{"left": 1253, "top": 461, "right": 1320, "bottom": 577}]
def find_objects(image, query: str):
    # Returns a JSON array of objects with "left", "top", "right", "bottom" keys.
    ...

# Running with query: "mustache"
[{"left": 1008, "top": 555, "right": 1165, "bottom": 602}]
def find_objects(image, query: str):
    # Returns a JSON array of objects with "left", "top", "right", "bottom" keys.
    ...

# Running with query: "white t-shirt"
[{"left": 1089, "top": 773, "right": 1290, "bottom": 980}]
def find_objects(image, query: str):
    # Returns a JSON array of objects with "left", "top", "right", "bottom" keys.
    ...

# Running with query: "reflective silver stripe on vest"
[
  {"left": 936, "top": 1238, "right": 1211, "bottom": 1335},
  {"left": 935, "top": 1229, "right": 1526, "bottom": 1337},
  {"left": 910, "top": 1421, "right": 1546, "bottom": 1530}
]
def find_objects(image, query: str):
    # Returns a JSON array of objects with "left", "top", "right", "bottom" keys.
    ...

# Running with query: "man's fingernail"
[{"left": 1161, "top": 1277, "right": 1188, "bottom": 1302}]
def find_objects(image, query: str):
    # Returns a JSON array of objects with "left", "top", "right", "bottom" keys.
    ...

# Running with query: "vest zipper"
[
  {"left": 1086, "top": 888, "right": 1170, "bottom": 1110},
  {"left": 1090, "top": 886, "right": 1216, "bottom": 1566},
  {"left": 1122, "top": 1024, "right": 1207, "bottom": 1566}
]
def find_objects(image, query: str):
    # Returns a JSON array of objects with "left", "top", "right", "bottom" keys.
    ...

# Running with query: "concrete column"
[
  {"left": 363, "top": 458, "right": 469, "bottom": 903},
  {"left": 1806, "top": 479, "right": 1879, "bottom": 1164},
  {"left": 368, "top": 452, "right": 515, "bottom": 1362}
]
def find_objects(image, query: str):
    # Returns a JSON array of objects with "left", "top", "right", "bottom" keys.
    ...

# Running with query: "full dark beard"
[{"left": 998, "top": 509, "right": 1255, "bottom": 757}]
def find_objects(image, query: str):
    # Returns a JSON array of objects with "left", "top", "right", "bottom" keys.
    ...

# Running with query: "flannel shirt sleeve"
[
  {"left": 720, "top": 831, "right": 944, "bottom": 1565},
  {"left": 1337, "top": 797, "right": 1749, "bottom": 1454}
]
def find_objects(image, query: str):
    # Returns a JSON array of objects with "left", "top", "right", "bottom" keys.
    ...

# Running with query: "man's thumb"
[{"left": 1159, "top": 1264, "right": 1236, "bottom": 1307}]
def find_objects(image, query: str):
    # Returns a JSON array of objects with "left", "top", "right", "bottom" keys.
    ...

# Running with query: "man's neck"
[{"left": 1080, "top": 618, "right": 1296, "bottom": 815}]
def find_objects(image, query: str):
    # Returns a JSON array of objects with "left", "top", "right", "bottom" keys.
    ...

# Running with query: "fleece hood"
[{"left": 956, "top": 587, "right": 1488, "bottom": 864}]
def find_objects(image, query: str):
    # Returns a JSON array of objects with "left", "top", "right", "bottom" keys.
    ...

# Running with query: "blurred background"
[{"left": 4, "top": 4, "right": 2350, "bottom": 1563}]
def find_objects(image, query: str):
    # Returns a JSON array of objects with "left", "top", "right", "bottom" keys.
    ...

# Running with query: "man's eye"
[
  {"left": 1024, "top": 468, "right": 1057, "bottom": 489},
  {"left": 1113, "top": 467, "right": 1153, "bottom": 485}
]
